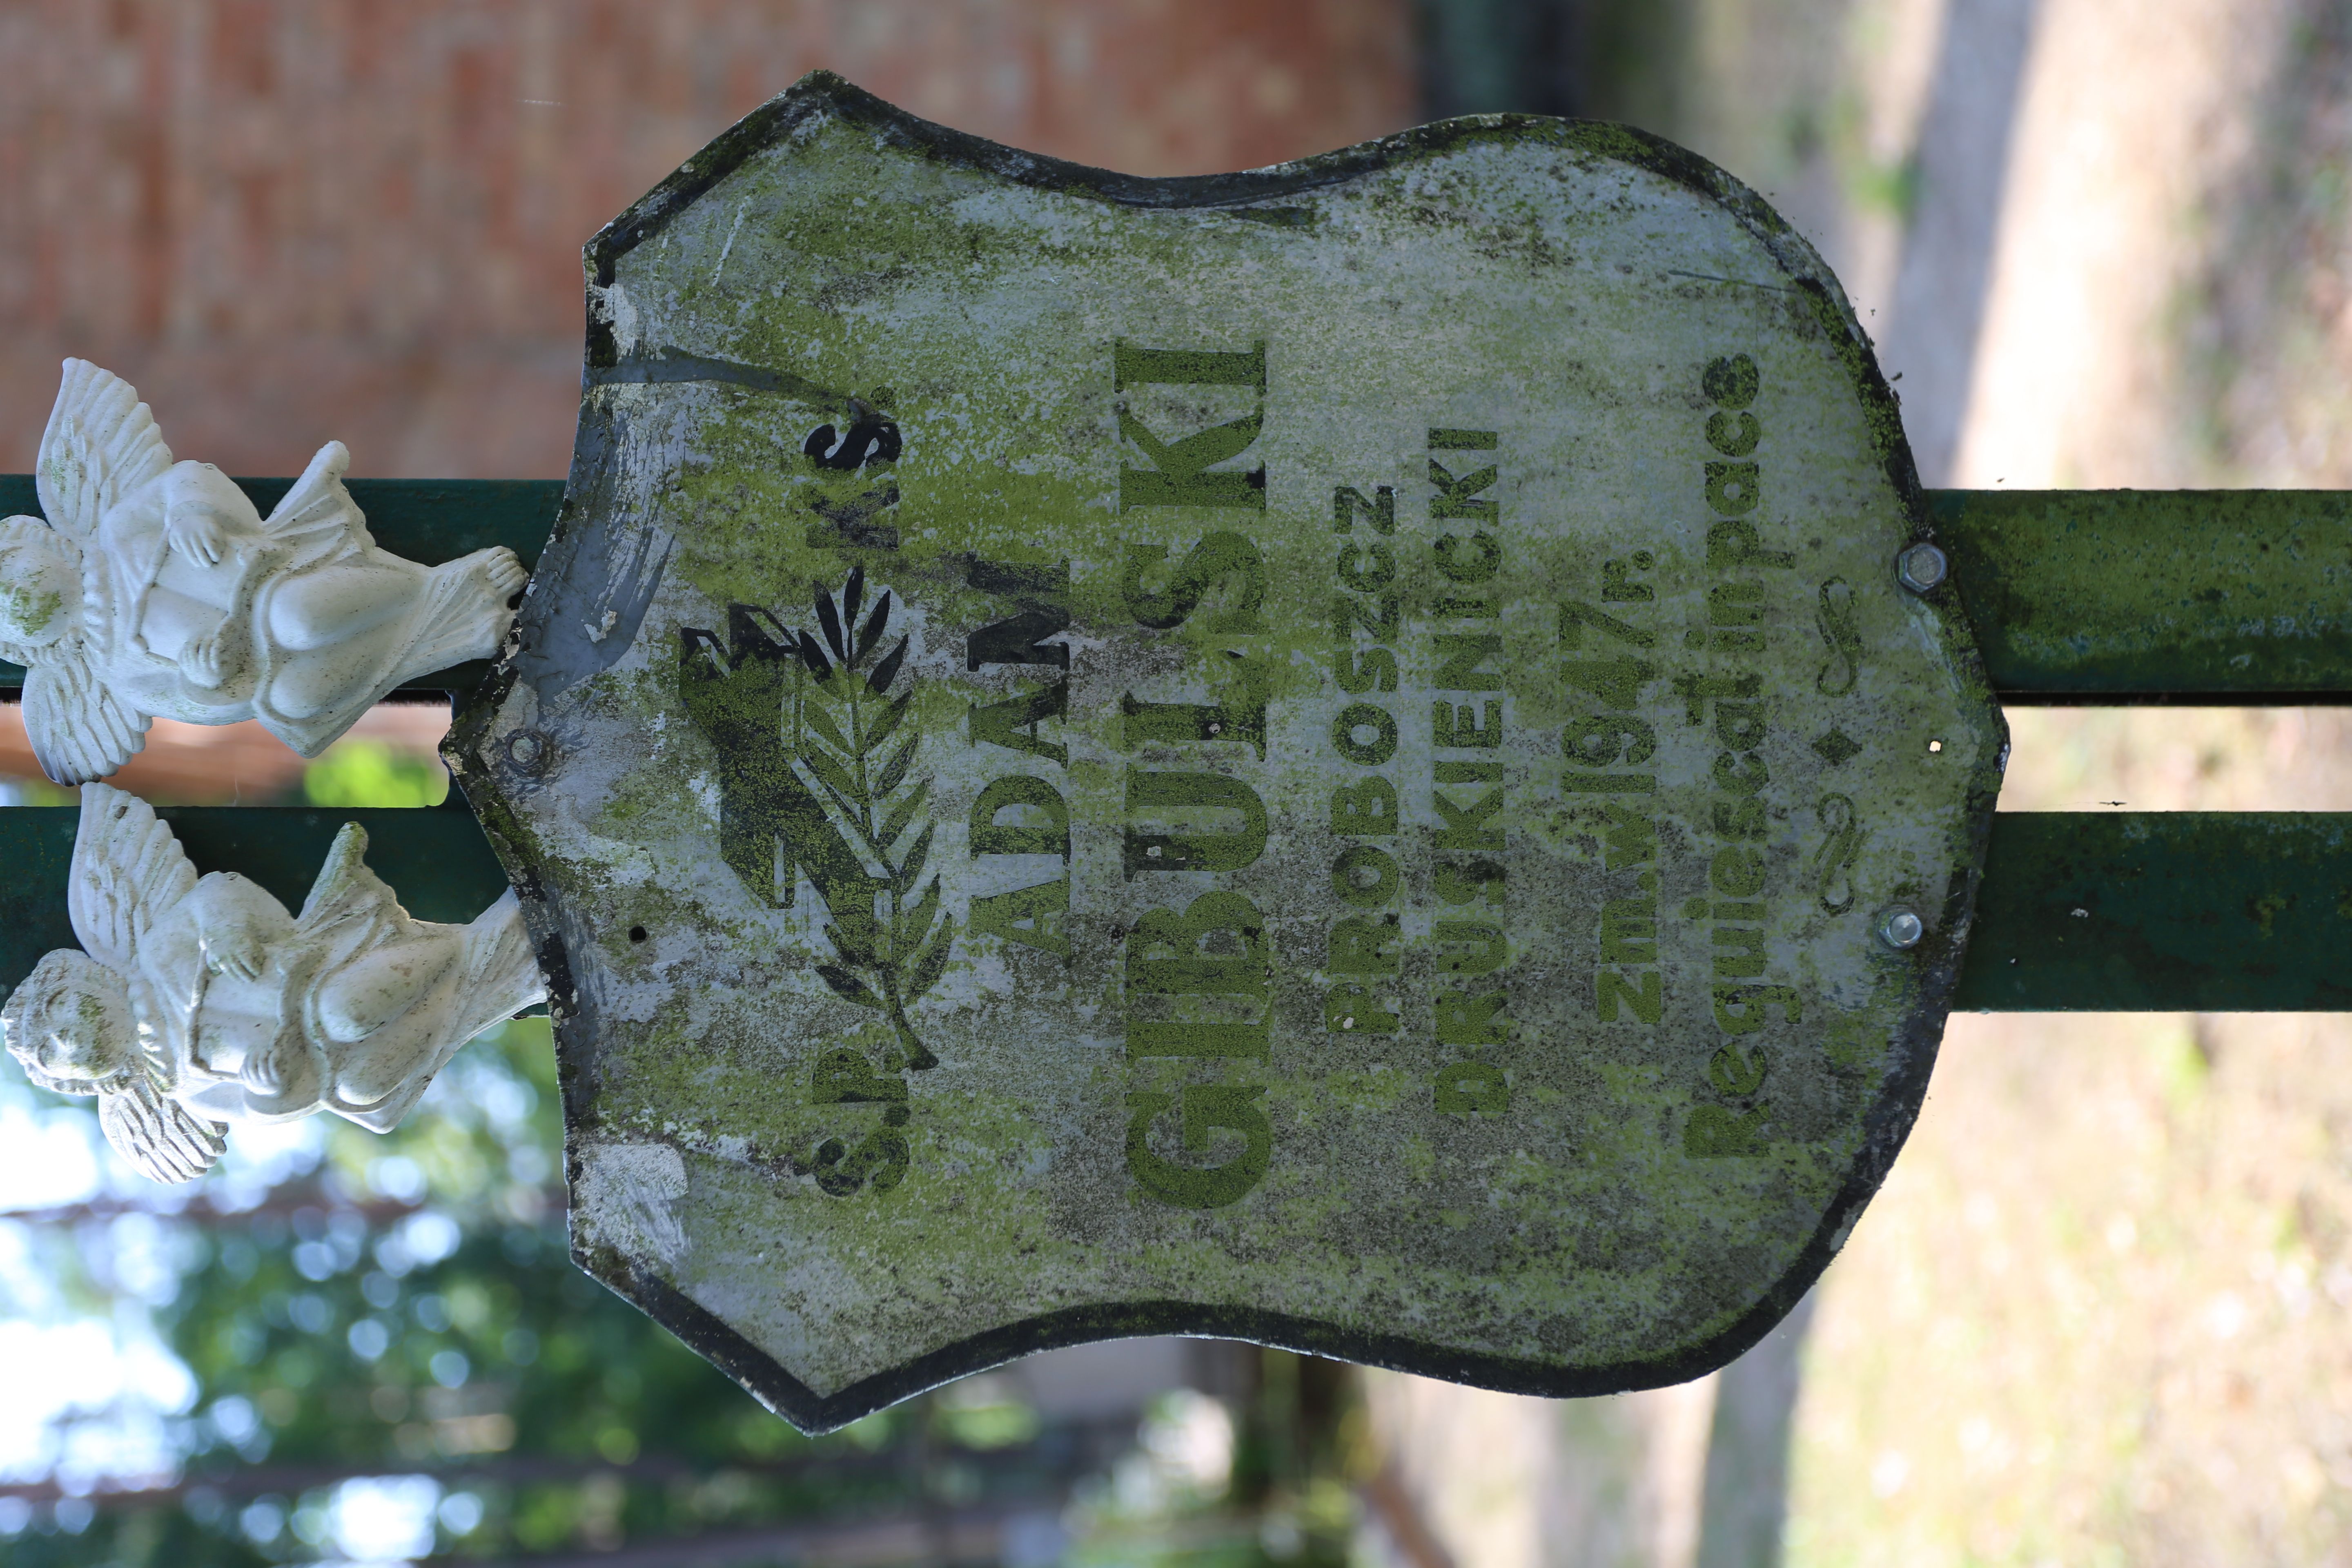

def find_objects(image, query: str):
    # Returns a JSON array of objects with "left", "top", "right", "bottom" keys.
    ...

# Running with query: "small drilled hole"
[{"left": 628, "top": 926, "right": 648, "bottom": 943}]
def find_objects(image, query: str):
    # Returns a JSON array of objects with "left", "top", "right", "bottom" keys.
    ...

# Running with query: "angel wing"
[
  {"left": 262, "top": 440, "right": 374, "bottom": 572},
  {"left": 67, "top": 783, "right": 198, "bottom": 974},
  {"left": 98, "top": 1071, "right": 226, "bottom": 1184},
  {"left": 36, "top": 359, "right": 174, "bottom": 546},
  {"left": 22, "top": 650, "right": 150, "bottom": 785}
]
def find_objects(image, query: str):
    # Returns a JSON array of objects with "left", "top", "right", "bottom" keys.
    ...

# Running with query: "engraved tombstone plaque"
[{"left": 454, "top": 73, "right": 2003, "bottom": 1430}]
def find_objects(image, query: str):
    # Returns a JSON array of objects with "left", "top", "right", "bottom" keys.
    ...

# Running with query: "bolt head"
[
  {"left": 506, "top": 731, "right": 548, "bottom": 772},
  {"left": 1897, "top": 543, "right": 1949, "bottom": 593},
  {"left": 1877, "top": 907, "right": 1926, "bottom": 950}
]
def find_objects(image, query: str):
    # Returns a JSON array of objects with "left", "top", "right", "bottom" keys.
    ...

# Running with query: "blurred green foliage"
[
  {"left": 2, "top": 1020, "right": 1366, "bottom": 1565},
  {"left": 301, "top": 741, "right": 449, "bottom": 809},
  {"left": 7, "top": 1023, "right": 1044, "bottom": 1563},
  {"left": 0, "top": 712, "right": 1364, "bottom": 1564}
]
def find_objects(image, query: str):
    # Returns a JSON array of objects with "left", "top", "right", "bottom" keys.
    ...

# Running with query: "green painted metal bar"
[
  {"left": 0, "top": 475, "right": 562, "bottom": 694},
  {"left": 1957, "top": 813, "right": 2352, "bottom": 1011},
  {"left": 0, "top": 804, "right": 513, "bottom": 996},
  {"left": 2, "top": 802, "right": 2346, "bottom": 1013},
  {"left": 5, "top": 476, "right": 2352, "bottom": 1013},
  {"left": 1935, "top": 489, "right": 2352, "bottom": 701},
  {"left": 8, "top": 480, "right": 2348, "bottom": 701}
]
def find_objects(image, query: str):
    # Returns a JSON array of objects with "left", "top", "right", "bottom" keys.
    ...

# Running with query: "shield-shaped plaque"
[{"left": 451, "top": 74, "right": 2003, "bottom": 1430}]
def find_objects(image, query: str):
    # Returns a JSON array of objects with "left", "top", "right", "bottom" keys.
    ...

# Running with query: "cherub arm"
[
  {"left": 180, "top": 873, "right": 294, "bottom": 982},
  {"left": 172, "top": 552, "right": 268, "bottom": 695},
  {"left": 163, "top": 504, "right": 227, "bottom": 568}
]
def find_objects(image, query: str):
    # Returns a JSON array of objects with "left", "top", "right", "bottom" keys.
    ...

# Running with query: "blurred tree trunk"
[
  {"left": 1416, "top": 0, "right": 1579, "bottom": 116},
  {"left": 1693, "top": 1292, "right": 1817, "bottom": 1568},
  {"left": 1413, "top": 0, "right": 1690, "bottom": 128}
]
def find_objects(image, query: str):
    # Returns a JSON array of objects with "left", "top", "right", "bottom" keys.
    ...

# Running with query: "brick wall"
[{"left": 0, "top": 0, "right": 1415, "bottom": 477}]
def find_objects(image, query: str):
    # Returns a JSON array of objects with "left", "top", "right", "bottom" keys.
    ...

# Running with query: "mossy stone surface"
[{"left": 451, "top": 73, "right": 2001, "bottom": 1432}]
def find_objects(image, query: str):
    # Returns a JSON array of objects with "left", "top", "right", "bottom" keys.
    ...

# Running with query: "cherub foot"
[{"left": 483, "top": 548, "right": 529, "bottom": 601}]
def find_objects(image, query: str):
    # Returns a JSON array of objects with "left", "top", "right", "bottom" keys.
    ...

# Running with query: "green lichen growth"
[
  {"left": 461, "top": 83, "right": 2004, "bottom": 1425},
  {"left": 0, "top": 579, "right": 65, "bottom": 644}
]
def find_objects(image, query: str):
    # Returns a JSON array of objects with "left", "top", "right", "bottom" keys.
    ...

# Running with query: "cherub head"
[
  {"left": 0, "top": 515, "right": 80, "bottom": 659},
  {"left": 2, "top": 949, "right": 136, "bottom": 1097}
]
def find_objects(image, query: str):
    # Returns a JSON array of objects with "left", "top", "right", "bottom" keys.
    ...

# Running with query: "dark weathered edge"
[
  {"left": 454, "top": 69, "right": 2008, "bottom": 1432},
  {"left": 585, "top": 1251, "right": 1820, "bottom": 1435}
]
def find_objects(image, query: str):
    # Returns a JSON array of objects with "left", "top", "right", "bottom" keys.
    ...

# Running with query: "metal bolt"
[
  {"left": 507, "top": 731, "right": 548, "bottom": 773},
  {"left": 1897, "top": 543, "right": 1948, "bottom": 593},
  {"left": 1876, "top": 907, "right": 1925, "bottom": 951}
]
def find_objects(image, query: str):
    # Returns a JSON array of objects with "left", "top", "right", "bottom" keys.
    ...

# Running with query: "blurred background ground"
[{"left": 8, "top": 0, "right": 2352, "bottom": 1564}]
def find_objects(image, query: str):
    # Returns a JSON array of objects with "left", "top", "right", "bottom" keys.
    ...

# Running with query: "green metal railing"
[{"left": 4, "top": 478, "right": 2348, "bottom": 1011}]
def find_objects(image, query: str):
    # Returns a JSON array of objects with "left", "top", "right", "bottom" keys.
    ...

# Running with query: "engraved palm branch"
[{"left": 790, "top": 567, "right": 951, "bottom": 1071}]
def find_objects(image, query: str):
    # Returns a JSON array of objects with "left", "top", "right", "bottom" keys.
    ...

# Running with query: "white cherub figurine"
[
  {"left": 0, "top": 359, "right": 529, "bottom": 783},
  {"left": 2, "top": 785, "right": 545, "bottom": 1182}
]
